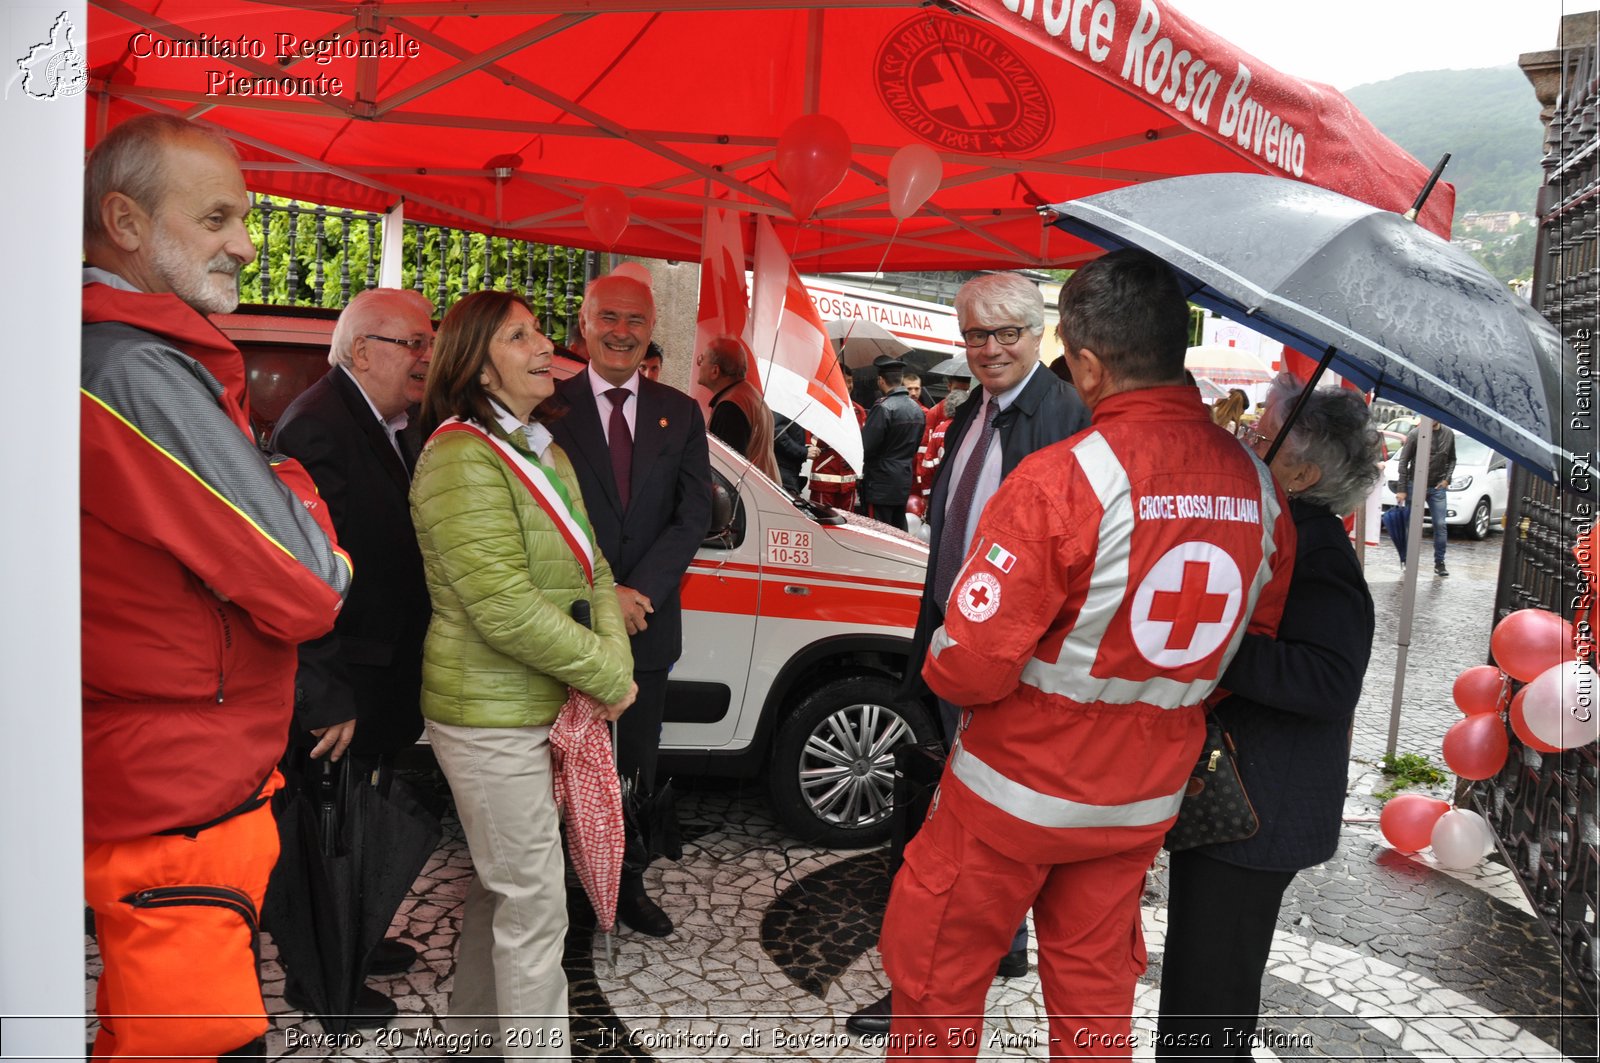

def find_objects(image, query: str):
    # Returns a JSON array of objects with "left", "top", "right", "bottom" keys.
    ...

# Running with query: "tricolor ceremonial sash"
[{"left": 432, "top": 418, "right": 596, "bottom": 586}]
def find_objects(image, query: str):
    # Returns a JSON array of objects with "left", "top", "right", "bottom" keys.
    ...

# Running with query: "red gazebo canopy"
[{"left": 85, "top": 0, "right": 1452, "bottom": 270}]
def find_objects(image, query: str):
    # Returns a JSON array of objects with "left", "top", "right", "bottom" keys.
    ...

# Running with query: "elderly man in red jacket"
[
  {"left": 880, "top": 251, "right": 1295, "bottom": 1060},
  {"left": 81, "top": 114, "right": 351, "bottom": 1059}
]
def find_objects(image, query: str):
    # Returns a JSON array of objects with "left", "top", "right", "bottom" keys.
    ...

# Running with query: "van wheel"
[
  {"left": 767, "top": 675, "right": 938, "bottom": 848},
  {"left": 1467, "top": 497, "right": 1492, "bottom": 540}
]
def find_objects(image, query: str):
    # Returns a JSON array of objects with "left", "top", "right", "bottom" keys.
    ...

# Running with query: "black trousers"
[
  {"left": 615, "top": 667, "right": 670, "bottom": 796},
  {"left": 1155, "top": 849, "right": 1296, "bottom": 1060},
  {"left": 859, "top": 502, "right": 907, "bottom": 531}
]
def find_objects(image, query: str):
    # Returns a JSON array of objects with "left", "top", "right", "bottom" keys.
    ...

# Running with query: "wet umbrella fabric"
[
  {"left": 550, "top": 692, "right": 626, "bottom": 934},
  {"left": 263, "top": 758, "right": 441, "bottom": 1034},
  {"left": 1049, "top": 172, "right": 1589, "bottom": 492},
  {"left": 826, "top": 320, "right": 914, "bottom": 369}
]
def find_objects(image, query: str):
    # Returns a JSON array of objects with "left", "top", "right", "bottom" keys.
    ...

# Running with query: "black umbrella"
[
  {"left": 1047, "top": 172, "right": 1591, "bottom": 493},
  {"left": 263, "top": 758, "right": 441, "bottom": 1033}
]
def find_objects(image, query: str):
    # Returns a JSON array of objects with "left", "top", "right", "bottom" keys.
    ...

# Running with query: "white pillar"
[{"left": 0, "top": 3, "right": 88, "bottom": 1058}]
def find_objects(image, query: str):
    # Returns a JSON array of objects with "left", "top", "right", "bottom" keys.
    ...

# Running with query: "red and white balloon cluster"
[{"left": 1380, "top": 608, "right": 1597, "bottom": 868}]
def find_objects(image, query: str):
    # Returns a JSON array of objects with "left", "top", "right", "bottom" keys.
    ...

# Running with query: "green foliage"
[
  {"left": 1374, "top": 751, "right": 1449, "bottom": 800},
  {"left": 241, "top": 196, "right": 588, "bottom": 343},
  {"left": 1346, "top": 66, "right": 1544, "bottom": 283}
]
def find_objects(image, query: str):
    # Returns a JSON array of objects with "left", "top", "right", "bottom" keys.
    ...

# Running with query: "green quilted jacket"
[{"left": 410, "top": 419, "right": 633, "bottom": 727}]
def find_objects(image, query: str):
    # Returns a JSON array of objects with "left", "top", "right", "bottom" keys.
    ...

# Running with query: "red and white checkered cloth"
[{"left": 550, "top": 691, "right": 625, "bottom": 933}]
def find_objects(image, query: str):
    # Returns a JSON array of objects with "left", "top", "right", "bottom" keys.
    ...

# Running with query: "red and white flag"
[
  {"left": 750, "top": 215, "right": 861, "bottom": 472},
  {"left": 695, "top": 205, "right": 752, "bottom": 373}
]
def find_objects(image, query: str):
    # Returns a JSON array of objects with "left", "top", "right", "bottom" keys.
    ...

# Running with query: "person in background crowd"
[
  {"left": 856, "top": 357, "right": 924, "bottom": 531},
  {"left": 548, "top": 274, "right": 713, "bottom": 937},
  {"left": 1158, "top": 373, "right": 1379, "bottom": 1058},
  {"left": 878, "top": 250, "right": 1294, "bottom": 1059},
  {"left": 698, "top": 334, "right": 781, "bottom": 482},
  {"left": 922, "top": 367, "right": 971, "bottom": 430},
  {"left": 1395, "top": 417, "right": 1457, "bottom": 577},
  {"left": 771, "top": 411, "right": 809, "bottom": 495},
  {"left": 1211, "top": 387, "right": 1250, "bottom": 434},
  {"left": 640, "top": 341, "right": 664, "bottom": 382},
  {"left": 847, "top": 271, "right": 1090, "bottom": 1036},
  {"left": 410, "top": 291, "right": 637, "bottom": 1055},
  {"left": 269, "top": 288, "right": 438, "bottom": 1024},
  {"left": 808, "top": 354, "right": 868, "bottom": 512},
  {"left": 81, "top": 113, "right": 352, "bottom": 1058},
  {"left": 902, "top": 369, "right": 929, "bottom": 407}
]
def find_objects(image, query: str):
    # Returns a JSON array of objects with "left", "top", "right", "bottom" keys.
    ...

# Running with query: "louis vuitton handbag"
[{"left": 1164, "top": 713, "right": 1259, "bottom": 851}]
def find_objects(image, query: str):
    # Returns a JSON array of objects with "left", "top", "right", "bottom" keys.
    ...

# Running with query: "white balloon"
[
  {"left": 1522, "top": 661, "right": 1600, "bottom": 750},
  {"left": 1450, "top": 807, "right": 1497, "bottom": 858},
  {"left": 1431, "top": 810, "right": 1488, "bottom": 870}
]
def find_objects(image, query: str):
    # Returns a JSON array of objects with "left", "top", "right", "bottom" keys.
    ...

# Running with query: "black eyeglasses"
[
  {"left": 961, "top": 326, "right": 1028, "bottom": 348},
  {"left": 364, "top": 333, "right": 433, "bottom": 353}
]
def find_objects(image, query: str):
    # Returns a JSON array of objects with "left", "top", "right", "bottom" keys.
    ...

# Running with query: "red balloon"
[
  {"left": 1490, "top": 608, "right": 1576, "bottom": 683},
  {"left": 1508, "top": 687, "right": 1563, "bottom": 754},
  {"left": 1380, "top": 793, "right": 1450, "bottom": 853},
  {"left": 1452, "top": 665, "right": 1508, "bottom": 716},
  {"left": 583, "top": 185, "right": 629, "bottom": 248},
  {"left": 776, "top": 114, "right": 852, "bottom": 221},
  {"left": 1441, "top": 712, "right": 1510, "bottom": 781},
  {"left": 887, "top": 143, "right": 941, "bottom": 220}
]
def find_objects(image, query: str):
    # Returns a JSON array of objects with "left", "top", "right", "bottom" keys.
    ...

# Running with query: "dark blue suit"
[{"left": 548, "top": 371, "right": 712, "bottom": 792}]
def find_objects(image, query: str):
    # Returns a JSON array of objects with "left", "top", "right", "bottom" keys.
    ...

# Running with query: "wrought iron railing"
[
  {"left": 237, "top": 196, "right": 599, "bottom": 344},
  {"left": 1483, "top": 33, "right": 1599, "bottom": 1015}
]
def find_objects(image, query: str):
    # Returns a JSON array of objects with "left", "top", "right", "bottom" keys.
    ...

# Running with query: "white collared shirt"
[
  {"left": 943, "top": 361, "right": 1041, "bottom": 559},
  {"left": 491, "top": 403, "right": 555, "bottom": 464},
  {"left": 83, "top": 266, "right": 140, "bottom": 293},
  {"left": 586, "top": 364, "right": 639, "bottom": 444},
  {"left": 338, "top": 365, "right": 409, "bottom": 460}
]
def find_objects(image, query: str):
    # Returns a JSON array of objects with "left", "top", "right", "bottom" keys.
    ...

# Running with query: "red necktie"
[{"left": 606, "top": 387, "right": 633, "bottom": 507}]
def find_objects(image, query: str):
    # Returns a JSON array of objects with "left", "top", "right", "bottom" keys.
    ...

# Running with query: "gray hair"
[
  {"left": 1264, "top": 371, "right": 1383, "bottom": 515},
  {"left": 329, "top": 288, "right": 435, "bottom": 367},
  {"left": 704, "top": 335, "right": 750, "bottom": 379},
  {"left": 84, "top": 114, "right": 238, "bottom": 244},
  {"left": 954, "top": 272, "right": 1045, "bottom": 334}
]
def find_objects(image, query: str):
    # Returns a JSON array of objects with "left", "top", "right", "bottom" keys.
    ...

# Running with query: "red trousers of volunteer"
[
  {"left": 85, "top": 774, "right": 282, "bottom": 1061},
  {"left": 880, "top": 805, "right": 1162, "bottom": 1061}
]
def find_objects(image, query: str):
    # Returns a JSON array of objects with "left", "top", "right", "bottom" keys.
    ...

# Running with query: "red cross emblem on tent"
[{"left": 1129, "top": 543, "right": 1244, "bottom": 667}]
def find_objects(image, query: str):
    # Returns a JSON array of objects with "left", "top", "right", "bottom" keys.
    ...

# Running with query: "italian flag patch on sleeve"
[{"left": 985, "top": 543, "right": 1016, "bottom": 574}]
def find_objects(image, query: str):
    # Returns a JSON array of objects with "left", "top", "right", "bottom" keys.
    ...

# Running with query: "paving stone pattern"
[{"left": 84, "top": 532, "right": 1600, "bottom": 1059}]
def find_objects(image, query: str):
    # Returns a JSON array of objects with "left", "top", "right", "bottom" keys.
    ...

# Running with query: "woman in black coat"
[{"left": 1157, "top": 374, "right": 1382, "bottom": 1059}]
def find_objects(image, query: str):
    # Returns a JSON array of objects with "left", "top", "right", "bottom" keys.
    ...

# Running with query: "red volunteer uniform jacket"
[
  {"left": 81, "top": 281, "right": 352, "bottom": 843},
  {"left": 924, "top": 386, "right": 1295, "bottom": 864}
]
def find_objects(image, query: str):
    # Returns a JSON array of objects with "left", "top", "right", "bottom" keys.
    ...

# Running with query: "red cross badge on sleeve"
[{"left": 956, "top": 571, "right": 1002, "bottom": 623}]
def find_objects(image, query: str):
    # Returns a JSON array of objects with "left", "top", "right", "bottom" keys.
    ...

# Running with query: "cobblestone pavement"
[{"left": 84, "top": 530, "right": 1600, "bottom": 1059}]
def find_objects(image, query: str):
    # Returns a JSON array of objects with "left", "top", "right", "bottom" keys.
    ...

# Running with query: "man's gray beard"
[
  {"left": 150, "top": 232, "right": 242, "bottom": 315},
  {"left": 944, "top": 385, "right": 971, "bottom": 413}
]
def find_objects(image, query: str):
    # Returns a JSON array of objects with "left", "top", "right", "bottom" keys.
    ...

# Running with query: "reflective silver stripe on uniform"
[
  {"left": 929, "top": 624, "right": 955, "bottom": 659},
  {"left": 810, "top": 472, "right": 857, "bottom": 484},
  {"left": 1018, "top": 431, "right": 1281, "bottom": 711},
  {"left": 950, "top": 740, "right": 1186, "bottom": 828}
]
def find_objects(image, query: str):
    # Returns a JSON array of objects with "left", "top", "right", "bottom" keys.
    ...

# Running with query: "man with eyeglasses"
[
  {"left": 270, "top": 286, "right": 438, "bottom": 1023},
  {"left": 847, "top": 271, "right": 1088, "bottom": 1037}
]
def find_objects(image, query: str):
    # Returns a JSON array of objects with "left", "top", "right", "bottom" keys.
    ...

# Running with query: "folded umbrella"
[
  {"left": 1382, "top": 504, "right": 1410, "bottom": 564},
  {"left": 550, "top": 692, "right": 626, "bottom": 935},
  {"left": 263, "top": 757, "right": 441, "bottom": 1033}
]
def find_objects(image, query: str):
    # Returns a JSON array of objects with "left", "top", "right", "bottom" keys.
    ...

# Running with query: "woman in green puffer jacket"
[{"left": 411, "top": 290, "right": 636, "bottom": 1057}]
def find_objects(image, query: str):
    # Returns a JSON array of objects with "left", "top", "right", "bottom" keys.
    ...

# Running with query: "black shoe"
[
  {"left": 367, "top": 937, "right": 419, "bottom": 976},
  {"left": 617, "top": 878, "right": 674, "bottom": 937},
  {"left": 844, "top": 992, "right": 892, "bottom": 1036},
  {"left": 996, "top": 948, "right": 1030, "bottom": 978},
  {"left": 285, "top": 983, "right": 398, "bottom": 1029},
  {"left": 1436, "top": 564, "right": 1450, "bottom": 577}
]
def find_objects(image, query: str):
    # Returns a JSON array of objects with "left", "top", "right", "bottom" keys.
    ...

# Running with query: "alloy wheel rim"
[{"left": 797, "top": 701, "right": 913, "bottom": 829}]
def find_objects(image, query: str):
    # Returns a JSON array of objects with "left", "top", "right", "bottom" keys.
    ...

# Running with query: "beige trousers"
[{"left": 427, "top": 719, "right": 571, "bottom": 1060}]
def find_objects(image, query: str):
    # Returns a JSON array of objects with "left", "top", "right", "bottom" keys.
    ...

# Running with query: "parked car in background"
[
  {"left": 1381, "top": 432, "right": 1509, "bottom": 540},
  {"left": 1378, "top": 429, "right": 1408, "bottom": 461}
]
